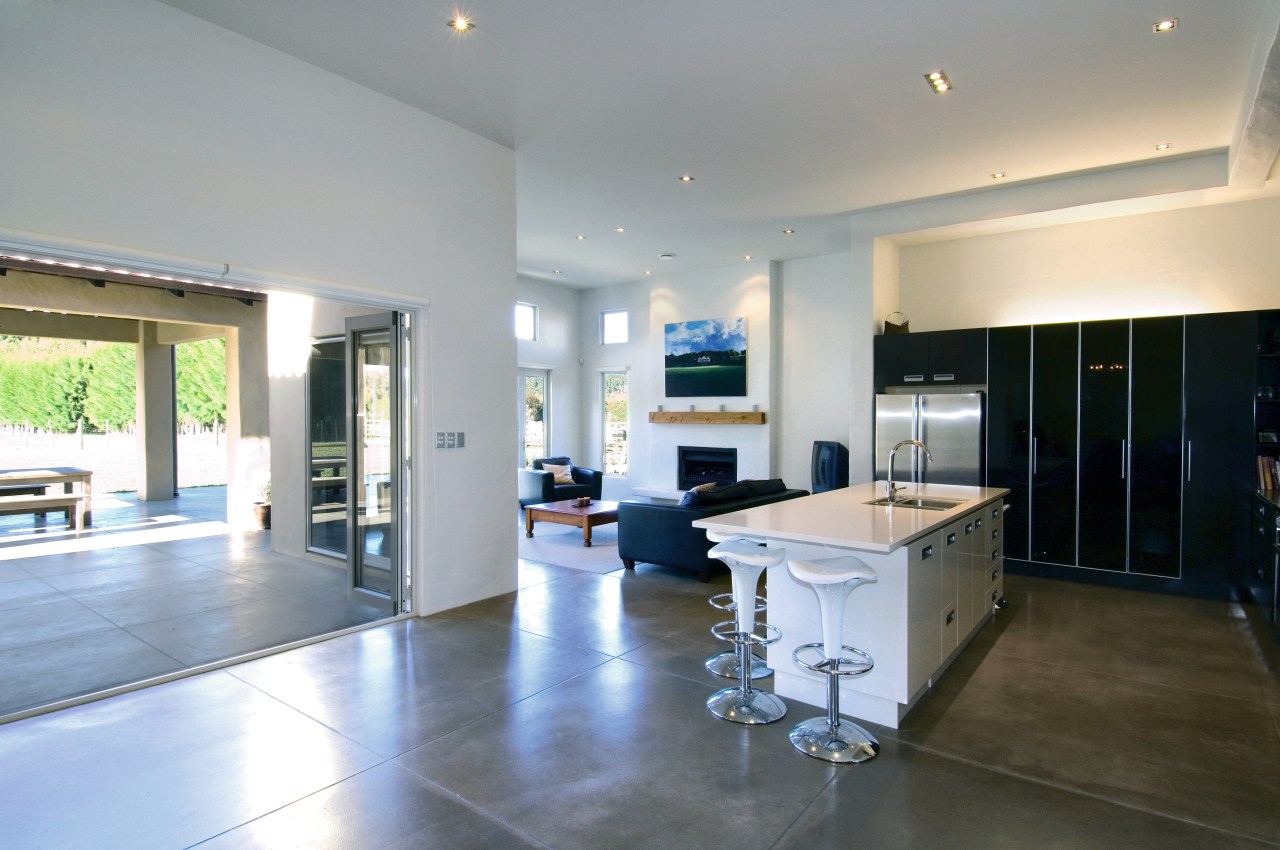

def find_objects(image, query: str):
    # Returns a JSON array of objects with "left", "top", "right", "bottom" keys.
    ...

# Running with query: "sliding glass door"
[{"left": 346, "top": 312, "right": 410, "bottom": 614}]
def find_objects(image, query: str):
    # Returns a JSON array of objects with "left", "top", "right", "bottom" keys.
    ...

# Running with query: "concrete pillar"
[
  {"left": 135, "top": 321, "right": 176, "bottom": 500},
  {"left": 225, "top": 312, "right": 271, "bottom": 530}
]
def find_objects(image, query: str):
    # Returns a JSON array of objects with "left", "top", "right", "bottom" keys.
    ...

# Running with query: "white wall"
[
  {"left": 517, "top": 275, "right": 582, "bottom": 464},
  {"left": 0, "top": 0, "right": 517, "bottom": 613},
  {"left": 579, "top": 282, "right": 651, "bottom": 501},
  {"left": 899, "top": 195, "right": 1280, "bottom": 331},
  {"left": 776, "top": 253, "right": 855, "bottom": 489}
]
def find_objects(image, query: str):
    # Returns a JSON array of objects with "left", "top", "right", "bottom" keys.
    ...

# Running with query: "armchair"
[{"left": 519, "top": 456, "right": 604, "bottom": 507}]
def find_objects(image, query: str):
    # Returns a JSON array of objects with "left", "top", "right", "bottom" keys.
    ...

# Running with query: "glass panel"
[
  {"left": 522, "top": 373, "right": 546, "bottom": 465},
  {"left": 353, "top": 328, "right": 392, "bottom": 597},
  {"left": 603, "top": 371, "right": 628, "bottom": 475},
  {"left": 307, "top": 339, "right": 347, "bottom": 555},
  {"left": 515, "top": 303, "right": 536, "bottom": 340},
  {"left": 1077, "top": 319, "right": 1130, "bottom": 571}
]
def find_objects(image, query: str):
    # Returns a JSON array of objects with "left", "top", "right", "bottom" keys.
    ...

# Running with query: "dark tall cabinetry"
[
  {"left": 1030, "top": 322, "right": 1079, "bottom": 566},
  {"left": 1128, "top": 316, "right": 1184, "bottom": 578},
  {"left": 986, "top": 326, "right": 1031, "bottom": 560},
  {"left": 874, "top": 328, "right": 986, "bottom": 389},
  {"left": 1077, "top": 319, "right": 1129, "bottom": 571}
]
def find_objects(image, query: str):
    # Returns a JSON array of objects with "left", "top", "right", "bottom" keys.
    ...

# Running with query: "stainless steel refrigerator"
[{"left": 874, "top": 392, "right": 985, "bottom": 486}]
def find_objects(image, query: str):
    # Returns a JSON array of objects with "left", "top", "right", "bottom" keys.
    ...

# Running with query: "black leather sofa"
[
  {"left": 518, "top": 456, "right": 604, "bottom": 507},
  {"left": 618, "top": 479, "right": 808, "bottom": 581}
]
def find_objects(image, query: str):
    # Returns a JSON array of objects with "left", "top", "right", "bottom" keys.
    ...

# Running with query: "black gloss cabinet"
[
  {"left": 1077, "top": 319, "right": 1129, "bottom": 571},
  {"left": 1030, "top": 322, "right": 1079, "bottom": 565},
  {"left": 874, "top": 328, "right": 986, "bottom": 389},
  {"left": 986, "top": 326, "right": 1030, "bottom": 560},
  {"left": 1128, "top": 316, "right": 1183, "bottom": 577}
]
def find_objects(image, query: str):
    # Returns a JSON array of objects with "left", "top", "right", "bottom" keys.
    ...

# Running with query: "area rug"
[{"left": 517, "top": 518, "right": 624, "bottom": 574}]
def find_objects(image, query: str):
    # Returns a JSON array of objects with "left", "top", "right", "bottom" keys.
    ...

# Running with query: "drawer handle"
[
  {"left": 991, "top": 528, "right": 1000, "bottom": 540},
  {"left": 965, "top": 523, "right": 973, "bottom": 535},
  {"left": 991, "top": 568, "right": 999, "bottom": 582},
  {"left": 946, "top": 610, "right": 956, "bottom": 626},
  {"left": 991, "top": 589, "right": 999, "bottom": 603},
  {"left": 975, "top": 518, "right": 983, "bottom": 529},
  {"left": 933, "top": 373, "right": 955, "bottom": 381},
  {"left": 922, "top": 545, "right": 934, "bottom": 560},
  {"left": 905, "top": 374, "right": 924, "bottom": 382},
  {"left": 992, "top": 549, "right": 999, "bottom": 560},
  {"left": 992, "top": 507, "right": 999, "bottom": 518},
  {"left": 947, "top": 532, "right": 956, "bottom": 545}
]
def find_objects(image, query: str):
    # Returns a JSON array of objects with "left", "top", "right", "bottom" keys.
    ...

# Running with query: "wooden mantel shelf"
[{"left": 648, "top": 410, "right": 766, "bottom": 425}]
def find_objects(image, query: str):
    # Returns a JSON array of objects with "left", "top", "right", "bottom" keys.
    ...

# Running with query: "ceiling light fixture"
[
  {"left": 1153, "top": 18, "right": 1178, "bottom": 33},
  {"left": 659, "top": 253, "right": 675, "bottom": 260},
  {"left": 575, "top": 234, "right": 586, "bottom": 240},
  {"left": 743, "top": 255, "right": 752, "bottom": 261},
  {"left": 1155, "top": 142, "right": 1172, "bottom": 151},
  {"left": 644, "top": 270, "right": 653, "bottom": 275},
  {"left": 553, "top": 269, "right": 562, "bottom": 274},
  {"left": 991, "top": 171, "right": 1007, "bottom": 179},
  {"left": 782, "top": 228, "right": 795, "bottom": 235},
  {"left": 615, "top": 227, "right": 625, "bottom": 233},
  {"left": 925, "top": 70, "right": 952, "bottom": 94},
  {"left": 678, "top": 175, "right": 695, "bottom": 183},
  {"left": 447, "top": 15, "right": 475, "bottom": 32}
]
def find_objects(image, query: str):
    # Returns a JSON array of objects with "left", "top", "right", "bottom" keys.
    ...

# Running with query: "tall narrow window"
[
  {"left": 601, "top": 309, "right": 628, "bottom": 344},
  {"left": 515, "top": 302, "right": 538, "bottom": 340},
  {"left": 519, "top": 369, "right": 549, "bottom": 465},
  {"left": 602, "top": 370, "right": 628, "bottom": 475}
]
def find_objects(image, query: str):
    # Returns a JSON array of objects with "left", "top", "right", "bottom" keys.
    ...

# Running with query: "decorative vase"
[{"left": 253, "top": 502, "right": 271, "bottom": 530}]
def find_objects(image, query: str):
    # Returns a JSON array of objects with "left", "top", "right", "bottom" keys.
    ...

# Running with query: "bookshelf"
[{"left": 1257, "top": 310, "right": 1280, "bottom": 490}]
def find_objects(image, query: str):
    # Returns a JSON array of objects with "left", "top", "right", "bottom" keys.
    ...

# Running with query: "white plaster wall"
[
  {"left": 0, "top": 0, "right": 517, "bottom": 613},
  {"left": 516, "top": 275, "right": 583, "bottom": 464},
  {"left": 776, "top": 253, "right": 855, "bottom": 490},
  {"left": 646, "top": 263, "right": 775, "bottom": 488},
  {"left": 579, "top": 282, "right": 651, "bottom": 502},
  {"left": 898, "top": 195, "right": 1280, "bottom": 331}
]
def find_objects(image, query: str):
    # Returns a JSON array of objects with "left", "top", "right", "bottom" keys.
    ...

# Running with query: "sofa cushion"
[
  {"left": 678, "top": 482, "right": 719, "bottom": 507},
  {"left": 542, "top": 463, "right": 575, "bottom": 485},
  {"left": 740, "top": 478, "right": 787, "bottom": 497},
  {"left": 531, "top": 456, "right": 571, "bottom": 471},
  {"left": 697, "top": 483, "right": 750, "bottom": 505}
]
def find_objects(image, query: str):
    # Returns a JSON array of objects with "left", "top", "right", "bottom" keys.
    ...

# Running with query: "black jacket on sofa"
[{"left": 617, "top": 479, "right": 808, "bottom": 581}]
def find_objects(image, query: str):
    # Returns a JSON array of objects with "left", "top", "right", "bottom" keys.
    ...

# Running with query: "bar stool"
[
  {"left": 787, "top": 555, "right": 879, "bottom": 763},
  {"left": 705, "top": 539, "right": 787, "bottom": 724},
  {"left": 704, "top": 531, "right": 772, "bottom": 681}
]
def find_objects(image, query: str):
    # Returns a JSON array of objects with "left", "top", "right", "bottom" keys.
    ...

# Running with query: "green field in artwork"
[{"left": 665, "top": 364, "right": 747, "bottom": 397}]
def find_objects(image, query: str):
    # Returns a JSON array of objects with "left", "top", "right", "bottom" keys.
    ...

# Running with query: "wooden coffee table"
[{"left": 524, "top": 499, "right": 619, "bottom": 547}]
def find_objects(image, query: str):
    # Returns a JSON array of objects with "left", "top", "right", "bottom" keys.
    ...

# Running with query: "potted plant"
[{"left": 253, "top": 481, "right": 271, "bottom": 530}]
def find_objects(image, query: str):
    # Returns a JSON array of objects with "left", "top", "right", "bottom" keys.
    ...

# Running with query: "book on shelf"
[{"left": 1259, "top": 454, "right": 1280, "bottom": 490}]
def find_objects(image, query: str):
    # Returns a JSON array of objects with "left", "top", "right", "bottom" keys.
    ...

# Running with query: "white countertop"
[{"left": 692, "top": 482, "right": 1010, "bottom": 553}]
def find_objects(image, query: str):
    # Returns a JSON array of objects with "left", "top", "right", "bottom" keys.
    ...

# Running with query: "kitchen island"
[{"left": 693, "top": 482, "right": 1008, "bottom": 728}]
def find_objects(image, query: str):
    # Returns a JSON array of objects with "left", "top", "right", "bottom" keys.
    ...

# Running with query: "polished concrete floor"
[
  {"left": 0, "top": 487, "right": 386, "bottom": 718},
  {"left": 1, "top": 559, "right": 1277, "bottom": 849}
]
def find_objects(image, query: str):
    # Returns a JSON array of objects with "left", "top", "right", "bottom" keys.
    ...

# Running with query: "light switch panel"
[
  {"left": 456, "top": 432, "right": 465, "bottom": 448},
  {"left": 445, "top": 432, "right": 457, "bottom": 448},
  {"left": 435, "top": 432, "right": 446, "bottom": 448}
]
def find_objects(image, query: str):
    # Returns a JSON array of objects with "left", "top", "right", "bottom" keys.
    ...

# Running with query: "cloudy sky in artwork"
[{"left": 664, "top": 317, "right": 747, "bottom": 356}]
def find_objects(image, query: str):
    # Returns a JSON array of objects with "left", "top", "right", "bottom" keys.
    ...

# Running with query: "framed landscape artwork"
[{"left": 664, "top": 317, "right": 747, "bottom": 397}]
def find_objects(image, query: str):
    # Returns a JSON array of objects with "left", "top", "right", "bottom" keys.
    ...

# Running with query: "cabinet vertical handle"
[
  {"left": 1120, "top": 439, "right": 1126, "bottom": 480},
  {"left": 1186, "top": 441, "right": 1192, "bottom": 483},
  {"left": 1033, "top": 438, "right": 1038, "bottom": 475}
]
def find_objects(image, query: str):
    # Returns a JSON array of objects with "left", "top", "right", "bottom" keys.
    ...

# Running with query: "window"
[
  {"left": 601, "top": 309, "right": 628, "bottom": 344},
  {"left": 602, "top": 370, "right": 628, "bottom": 475},
  {"left": 515, "top": 302, "right": 537, "bottom": 340}
]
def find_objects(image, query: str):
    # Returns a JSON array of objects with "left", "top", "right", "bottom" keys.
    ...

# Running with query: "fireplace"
[{"left": 678, "top": 446, "right": 738, "bottom": 490}]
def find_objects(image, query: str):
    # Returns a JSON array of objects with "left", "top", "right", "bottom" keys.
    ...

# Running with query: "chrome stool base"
[
  {"left": 707, "top": 686, "right": 788, "bottom": 724},
  {"left": 705, "top": 650, "right": 772, "bottom": 680},
  {"left": 789, "top": 718, "right": 880, "bottom": 763}
]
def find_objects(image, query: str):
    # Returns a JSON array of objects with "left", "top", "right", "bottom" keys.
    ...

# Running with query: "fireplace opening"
[{"left": 678, "top": 446, "right": 738, "bottom": 491}]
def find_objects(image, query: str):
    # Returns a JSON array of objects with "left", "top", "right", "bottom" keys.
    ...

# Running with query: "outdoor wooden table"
[{"left": 0, "top": 467, "right": 93, "bottom": 528}]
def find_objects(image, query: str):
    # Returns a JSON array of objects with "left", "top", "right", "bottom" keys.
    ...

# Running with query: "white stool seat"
[
  {"left": 788, "top": 556, "right": 876, "bottom": 586},
  {"left": 707, "top": 529, "right": 767, "bottom": 545},
  {"left": 708, "top": 540, "right": 785, "bottom": 569}
]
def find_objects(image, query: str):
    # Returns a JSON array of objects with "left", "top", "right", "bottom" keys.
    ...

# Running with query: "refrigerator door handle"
[
  {"left": 1186, "top": 440, "right": 1192, "bottom": 482},
  {"left": 1120, "top": 438, "right": 1126, "bottom": 480},
  {"left": 1033, "top": 437, "right": 1038, "bottom": 475}
]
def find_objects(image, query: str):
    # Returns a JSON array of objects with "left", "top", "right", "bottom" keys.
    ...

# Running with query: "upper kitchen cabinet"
[
  {"left": 874, "top": 328, "right": 987, "bottom": 390},
  {"left": 986, "top": 325, "right": 1031, "bottom": 561},
  {"left": 1258, "top": 311, "right": 1280, "bottom": 484},
  {"left": 1184, "top": 311, "right": 1257, "bottom": 595},
  {"left": 1030, "top": 322, "right": 1080, "bottom": 566}
]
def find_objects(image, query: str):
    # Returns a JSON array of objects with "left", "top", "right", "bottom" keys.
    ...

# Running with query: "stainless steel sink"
[{"left": 864, "top": 496, "right": 966, "bottom": 511}]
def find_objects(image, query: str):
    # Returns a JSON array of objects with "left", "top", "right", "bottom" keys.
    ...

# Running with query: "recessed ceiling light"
[
  {"left": 446, "top": 15, "right": 474, "bottom": 32},
  {"left": 991, "top": 172, "right": 1007, "bottom": 179},
  {"left": 553, "top": 269, "right": 562, "bottom": 274},
  {"left": 615, "top": 227, "right": 625, "bottom": 233},
  {"left": 1153, "top": 18, "right": 1177, "bottom": 33},
  {"left": 925, "top": 70, "right": 952, "bottom": 94},
  {"left": 644, "top": 270, "right": 653, "bottom": 275},
  {"left": 1155, "top": 142, "right": 1172, "bottom": 151},
  {"left": 743, "top": 255, "right": 752, "bottom": 261},
  {"left": 782, "top": 228, "right": 795, "bottom": 235},
  {"left": 659, "top": 253, "right": 675, "bottom": 260},
  {"left": 575, "top": 235, "right": 586, "bottom": 240},
  {"left": 677, "top": 175, "right": 695, "bottom": 183}
]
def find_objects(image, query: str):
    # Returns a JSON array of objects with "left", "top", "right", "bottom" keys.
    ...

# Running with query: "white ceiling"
[{"left": 157, "top": 0, "right": 1276, "bottom": 288}]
